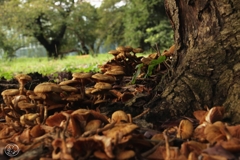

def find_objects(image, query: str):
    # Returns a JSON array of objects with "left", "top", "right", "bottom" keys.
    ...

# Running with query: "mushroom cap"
[
  {"left": 85, "top": 87, "right": 95, "bottom": 95},
  {"left": 116, "top": 46, "right": 126, "bottom": 52},
  {"left": 104, "top": 70, "right": 125, "bottom": 76},
  {"left": 108, "top": 50, "right": 120, "bottom": 56},
  {"left": 141, "top": 57, "right": 152, "bottom": 65},
  {"left": 91, "top": 88, "right": 103, "bottom": 94},
  {"left": 109, "top": 65, "right": 124, "bottom": 71},
  {"left": 162, "top": 45, "right": 175, "bottom": 57},
  {"left": 59, "top": 80, "right": 79, "bottom": 86},
  {"left": 111, "top": 110, "right": 129, "bottom": 123},
  {"left": 177, "top": 119, "right": 194, "bottom": 140},
  {"left": 1, "top": 89, "right": 19, "bottom": 96},
  {"left": 94, "top": 82, "right": 112, "bottom": 90},
  {"left": 148, "top": 53, "right": 158, "bottom": 59},
  {"left": 18, "top": 101, "right": 36, "bottom": 109},
  {"left": 92, "top": 73, "right": 116, "bottom": 83},
  {"left": 15, "top": 74, "right": 32, "bottom": 82},
  {"left": 132, "top": 47, "right": 143, "bottom": 53},
  {"left": 34, "top": 82, "right": 62, "bottom": 93},
  {"left": 60, "top": 85, "right": 78, "bottom": 92},
  {"left": 72, "top": 72, "right": 93, "bottom": 79},
  {"left": 85, "top": 119, "right": 102, "bottom": 131},
  {"left": 124, "top": 46, "right": 133, "bottom": 52}
]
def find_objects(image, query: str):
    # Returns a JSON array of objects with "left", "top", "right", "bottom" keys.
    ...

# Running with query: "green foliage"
[
  {"left": 64, "top": 2, "right": 99, "bottom": 53},
  {"left": 145, "top": 55, "right": 166, "bottom": 78},
  {"left": 130, "top": 63, "right": 144, "bottom": 84},
  {"left": 123, "top": 0, "right": 168, "bottom": 48},
  {"left": 97, "top": 0, "right": 125, "bottom": 48},
  {"left": 0, "top": 0, "right": 100, "bottom": 58},
  {"left": 145, "top": 20, "right": 174, "bottom": 50}
]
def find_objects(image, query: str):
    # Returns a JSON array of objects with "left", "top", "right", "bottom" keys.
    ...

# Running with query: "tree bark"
[{"left": 147, "top": 0, "right": 240, "bottom": 124}]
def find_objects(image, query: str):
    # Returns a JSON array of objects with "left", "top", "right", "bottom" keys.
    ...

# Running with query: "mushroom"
[
  {"left": 34, "top": 82, "right": 62, "bottom": 100},
  {"left": 59, "top": 79, "right": 79, "bottom": 86},
  {"left": 15, "top": 74, "right": 32, "bottom": 95},
  {"left": 177, "top": 119, "right": 194, "bottom": 140},
  {"left": 108, "top": 50, "right": 120, "bottom": 60},
  {"left": 104, "top": 70, "right": 125, "bottom": 82},
  {"left": 110, "top": 110, "right": 132, "bottom": 123},
  {"left": 72, "top": 72, "right": 93, "bottom": 98},
  {"left": 91, "top": 82, "right": 112, "bottom": 103},
  {"left": 162, "top": 44, "right": 175, "bottom": 57},
  {"left": 132, "top": 47, "right": 143, "bottom": 57},
  {"left": 84, "top": 119, "right": 102, "bottom": 132},
  {"left": 20, "top": 113, "right": 40, "bottom": 127},
  {"left": 91, "top": 73, "right": 116, "bottom": 83},
  {"left": 1, "top": 89, "right": 19, "bottom": 105},
  {"left": 34, "top": 82, "right": 62, "bottom": 123},
  {"left": 102, "top": 123, "right": 139, "bottom": 145},
  {"left": 116, "top": 46, "right": 126, "bottom": 53},
  {"left": 13, "top": 95, "right": 36, "bottom": 113},
  {"left": 94, "top": 82, "right": 112, "bottom": 90}
]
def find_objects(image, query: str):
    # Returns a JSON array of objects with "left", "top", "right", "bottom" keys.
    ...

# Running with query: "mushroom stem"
[
  {"left": 41, "top": 105, "right": 48, "bottom": 124},
  {"left": 19, "top": 82, "right": 25, "bottom": 95}
]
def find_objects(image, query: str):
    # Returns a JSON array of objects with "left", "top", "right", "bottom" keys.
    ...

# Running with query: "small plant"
[
  {"left": 130, "top": 63, "right": 144, "bottom": 84},
  {"left": 129, "top": 55, "right": 166, "bottom": 84},
  {"left": 144, "top": 55, "right": 166, "bottom": 78}
]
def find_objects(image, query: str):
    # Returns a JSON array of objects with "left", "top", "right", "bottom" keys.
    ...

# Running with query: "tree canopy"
[{"left": 0, "top": 0, "right": 173, "bottom": 58}]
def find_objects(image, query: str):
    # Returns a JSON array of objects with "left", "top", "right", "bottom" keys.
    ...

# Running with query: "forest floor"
[{"left": 0, "top": 59, "right": 239, "bottom": 159}]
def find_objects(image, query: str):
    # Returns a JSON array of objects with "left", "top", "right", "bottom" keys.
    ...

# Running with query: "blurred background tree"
[{"left": 0, "top": 0, "right": 173, "bottom": 59}]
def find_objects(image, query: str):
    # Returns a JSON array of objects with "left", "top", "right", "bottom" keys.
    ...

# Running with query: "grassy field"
[{"left": 0, "top": 54, "right": 113, "bottom": 80}]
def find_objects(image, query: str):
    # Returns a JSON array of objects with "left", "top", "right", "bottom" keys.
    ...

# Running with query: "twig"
[
  {"left": 132, "top": 108, "right": 150, "bottom": 120},
  {"left": 81, "top": 121, "right": 116, "bottom": 137}
]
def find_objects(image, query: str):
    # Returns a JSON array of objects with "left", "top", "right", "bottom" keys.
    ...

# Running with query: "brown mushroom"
[
  {"left": 94, "top": 82, "right": 112, "bottom": 90},
  {"left": 108, "top": 50, "right": 120, "bottom": 60},
  {"left": 20, "top": 113, "right": 40, "bottom": 127},
  {"left": 72, "top": 72, "right": 93, "bottom": 98},
  {"left": 15, "top": 74, "right": 32, "bottom": 95},
  {"left": 141, "top": 57, "right": 152, "bottom": 65},
  {"left": 84, "top": 119, "right": 102, "bottom": 132},
  {"left": 34, "top": 82, "right": 62, "bottom": 123},
  {"left": 177, "top": 119, "right": 194, "bottom": 140},
  {"left": 111, "top": 110, "right": 132, "bottom": 123},
  {"left": 92, "top": 73, "right": 116, "bottom": 83},
  {"left": 1, "top": 89, "right": 19, "bottom": 104},
  {"left": 116, "top": 46, "right": 126, "bottom": 53},
  {"left": 59, "top": 79, "right": 79, "bottom": 86},
  {"left": 34, "top": 82, "right": 62, "bottom": 97},
  {"left": 162, "top": 44, "right": 175, "bottom": 57},
  {"left": 132, "top": 47, "right": 143, "bottom": 58},
  {"left": 91, "top": 82, "right": 112, "bottom": 103}
]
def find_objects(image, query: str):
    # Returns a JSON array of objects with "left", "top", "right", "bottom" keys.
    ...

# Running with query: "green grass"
[{"left": 0, "top": 54, "right": 113, "bottom": 80}]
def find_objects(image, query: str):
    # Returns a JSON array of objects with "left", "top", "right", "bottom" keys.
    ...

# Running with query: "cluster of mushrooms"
[{"left": 2, "top": 45, "right": 240, "bottom": 159}]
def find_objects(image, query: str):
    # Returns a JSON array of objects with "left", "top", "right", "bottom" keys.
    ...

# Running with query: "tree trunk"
[
  {"left": 147, "top": 0, "right": 240, "bottom": 124},
  {"left": 34, "top": 16, "right": 67, "bottom": 59}
]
